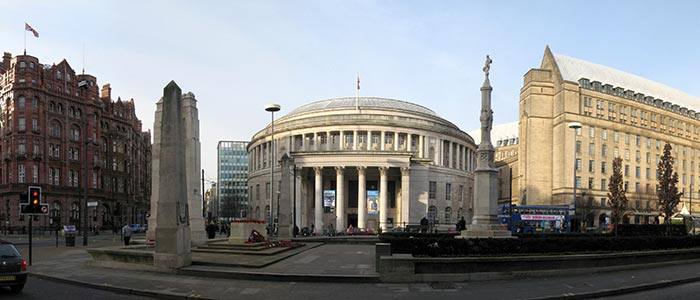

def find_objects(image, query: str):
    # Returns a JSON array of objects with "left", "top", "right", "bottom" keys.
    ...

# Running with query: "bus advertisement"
[{"left": 498, "top": 205, "right": 574, "bottom": 234}]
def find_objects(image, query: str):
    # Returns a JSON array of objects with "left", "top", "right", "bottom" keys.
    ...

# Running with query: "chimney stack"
[{"left": 101, "top": 83, "right": 112, "bottom": 99}]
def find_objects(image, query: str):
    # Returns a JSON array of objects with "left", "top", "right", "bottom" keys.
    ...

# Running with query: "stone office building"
[
  {"left": 0, "top": 52, "right": 151, "bottom": 232},
  {"left": 518, "top": 46, "right": 700, "bottom": 228},
  {"left": 247, "top": 97, "right": 477, "bottom": 233}
]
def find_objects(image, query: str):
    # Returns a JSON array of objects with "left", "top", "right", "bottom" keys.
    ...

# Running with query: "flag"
[
  {"left": 25, "top": 23, "right": 39, "bottom": 38},
  {"left": 357, "top": 76, "right": 360, "bottom": 90}
]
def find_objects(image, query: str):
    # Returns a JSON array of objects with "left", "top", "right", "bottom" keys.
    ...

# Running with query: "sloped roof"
[
  {"left": 552, "top": 53, "right": 700, "bottom": 111},
  {"left": 286, "top": 97, "right": 437, "bottom": 117},
  {"left": 468, "top": 121, "right": 518, "bottom": 144}
]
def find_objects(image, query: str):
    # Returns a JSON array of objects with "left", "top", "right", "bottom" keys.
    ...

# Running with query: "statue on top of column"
[{"left": 483, "top": 55, "right": 493, "bottom": 77}]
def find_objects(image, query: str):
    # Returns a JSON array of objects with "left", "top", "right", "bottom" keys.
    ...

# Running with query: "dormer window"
[
  {"left": 578, "top": 78, "right": 591, "bottom": 88},
  {"left": 603, "top": 84, "right": 613, "bottom": 94},
  {"left": 592, "top": 81, "right": 602, "bottom": 91}
]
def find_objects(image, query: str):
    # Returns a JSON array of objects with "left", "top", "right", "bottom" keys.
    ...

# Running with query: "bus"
[{"left": 498, "top": 205, "right": 574, "bottom": 234}]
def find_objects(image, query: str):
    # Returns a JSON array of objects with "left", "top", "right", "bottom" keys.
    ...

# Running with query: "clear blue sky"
[{"left": 3, "top": 1, "right": 700, "bottom": 183}]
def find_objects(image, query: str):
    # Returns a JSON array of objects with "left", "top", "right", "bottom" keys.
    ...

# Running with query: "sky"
[{"left": 3, "top": 0, "right": 700, "bottom": 185}]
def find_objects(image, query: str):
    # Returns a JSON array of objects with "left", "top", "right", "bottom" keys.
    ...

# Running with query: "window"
[
  {"left": 588, "top": 178, "right": 594, "bottom": 189},
  {"left": 589, "top": 127, "right": 595, "bottom": 138},
  {"left": 589, "top": 143, "right": 595, "bottom": 155},
  {"left": 575, "top": 158, "right": 582, "bottom": 171},
  {"left": 18, "top": 117, "right": 25, "bottom": 131},
  {"left": 445, "top": 183, "right": 451, "bottom": 201},
  {"left": 602, "top": 145, "right": 607, "bottom": 157},
  {"left": 602, "top": 129, "right": 607, "bottom": 140},
  {"left": 601, "top": 179, "right": 607, "bottom": 191},
  {"left": 33, "top": 165, "right": 38, "bottom": 183},
  {"left": 614, "top": 147, "right": 619, "bottom": 158},
  {"left": 32, "top": 118, "right": 38, "bottom": 132},
  {"left": 18, "top": 164, "right": 25, "bottom": 183},
  {"left": 576, "top": 141, "right": 581, "bottom": 153},
  {"left": 625, "top": 165, "right": 629, "bottom": 176},
  {"left": 422, "top": 204, "right": 438, "bottom": 226},
  {"left": 445, "top": 207, "right": 452, "bottom": 224},
  {"left": 429, "top": 181, "right": 437, "bottom": 199},
  {"left": 602, "top": 162, "right": 607, "bottom": 173},
  {"left": 625, "top": 133, "right": 630, "bottom": 145},
  {"left": 614, "top": 131, "right": 619, "bottom": 142},
  {"left": 601, "top": 198, "right": 607, "bottom": 208},
  {"left": 625, "top": 149, "right": 630, "bottom": 160},
  {"left": 18, "top": 96, "right": 25, "bottom": 109},
  {"left": 635, "top": 166, "right": 640, "bottom": 178},
  {"left": 575, "top": 176, "right": 581, "bottom": 188},
  {"left": 589, "top": 160, "right": 595, "bottom": 172}
]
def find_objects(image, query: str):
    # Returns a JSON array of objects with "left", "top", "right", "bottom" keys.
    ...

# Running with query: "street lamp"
[
  {"left": 264, "top": 104, "right": 281, "bottom": 236},
  {"left": 568, "top": 121, "right": 582, "bottom": 233}
]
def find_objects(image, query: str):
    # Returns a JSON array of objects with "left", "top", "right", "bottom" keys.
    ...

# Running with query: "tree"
[
  {"left": 657, "top": 142, "right": 681, "bottom": 223},
  {"left": 607, "top": 156, "right": 628, "bottom": 235}
]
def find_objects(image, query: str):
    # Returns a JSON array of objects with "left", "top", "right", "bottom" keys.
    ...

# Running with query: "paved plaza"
[{"left": 5, "top": 232, "right": 700, "bottom": 299}]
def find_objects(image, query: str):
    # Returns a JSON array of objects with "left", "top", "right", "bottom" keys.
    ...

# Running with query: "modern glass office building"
[{"left": 217, "top": 141, "right": 249, "bottom": 221}]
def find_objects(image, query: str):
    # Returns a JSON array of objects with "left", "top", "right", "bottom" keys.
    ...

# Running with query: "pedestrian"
[
  {"left": 121, "top": 223, "right": 133, "bottom": 246},
  {"left": 420, "top": 216, "right": 429, "bottom": 233},
  {"left": 311, "top": 223, "right": 316, "bottom": 236}
]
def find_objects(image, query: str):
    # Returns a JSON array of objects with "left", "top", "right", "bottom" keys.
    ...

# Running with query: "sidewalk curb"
[
  {"left": 29, "top": 272, "right": 219, "bottom": 300},
  {"left": 178, "top": 267, "right": 381, "bottom": 283},
  {"left": 528, "top": 275, "right": 700, "bottom": 300}
]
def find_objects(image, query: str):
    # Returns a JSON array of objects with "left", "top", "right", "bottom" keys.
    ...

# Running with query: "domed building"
[{"left": 247, "top": 97, "right": 477, "bottom": 233}]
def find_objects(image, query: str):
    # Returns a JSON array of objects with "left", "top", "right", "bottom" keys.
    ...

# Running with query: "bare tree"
[
  {"left": 657, "top": 142, "right": 681, "bottom": 224},
  {"left": 607, "top": 157, "right": 628, "bottom": 235}
]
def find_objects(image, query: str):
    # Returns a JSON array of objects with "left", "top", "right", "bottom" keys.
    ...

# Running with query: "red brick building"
[{"left": 0, "top": 52, "right": 151, "bottom": 232}]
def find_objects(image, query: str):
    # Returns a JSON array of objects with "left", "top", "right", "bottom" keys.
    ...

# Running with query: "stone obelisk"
[
  {"left": 461, "top": 55, "right": 512, "bottom": 239},
  {"left": 153, "top": 81, "right": 192, "bottom": 269},
  {"left": 146, "top": 92, "right": 204, "bottom": 246}
]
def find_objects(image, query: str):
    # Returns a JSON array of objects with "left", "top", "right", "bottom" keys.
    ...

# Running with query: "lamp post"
[
  {"left": 264, "top": 104, "right": 281, "bottom": 236},
  {"left": 568, "top": 122, "right": 582, "bottom": 233}
]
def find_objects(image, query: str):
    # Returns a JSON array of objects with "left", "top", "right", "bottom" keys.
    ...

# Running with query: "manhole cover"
[{"left": 430, "top": 282, "right": 456, "bottom": 290}]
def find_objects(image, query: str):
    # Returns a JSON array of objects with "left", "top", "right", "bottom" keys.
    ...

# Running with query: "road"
[
  {"left": 604, "top": 281, "right": 700, "bottom": 300},
  {"left": 0, "top": 277, "right": 157, "bottom": 299}
]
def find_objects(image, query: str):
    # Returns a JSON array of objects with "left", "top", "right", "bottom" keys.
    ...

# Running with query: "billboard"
[
  {"left": 367, "top": 190, "right": 378, "bottom": 214},
  {"left": 323, "top": 190, "right": 336, "bottom": 208}
]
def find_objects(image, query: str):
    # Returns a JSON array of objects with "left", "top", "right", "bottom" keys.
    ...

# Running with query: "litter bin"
[
  {"left": 65, "top": 232, "right": 75, "bottom": 247},
  {"left": 63, "top": 225, "right": 77, "bottom": 247}
]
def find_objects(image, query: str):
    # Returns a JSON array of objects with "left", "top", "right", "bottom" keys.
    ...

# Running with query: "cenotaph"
[{"left": 153, "top": 81, "right": 192, "bottom": 269}]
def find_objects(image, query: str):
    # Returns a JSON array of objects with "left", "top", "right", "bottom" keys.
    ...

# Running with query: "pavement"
[{"left": 8, "top": 231, "right": 700, "bottom": 300}]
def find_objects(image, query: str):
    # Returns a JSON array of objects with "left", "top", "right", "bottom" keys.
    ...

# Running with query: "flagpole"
[
  {"left": 24, "top": 23, "right": 27, "bottom": 55},
  {"left": 355, "top": 75, "right": 360, "bottom": 111}
]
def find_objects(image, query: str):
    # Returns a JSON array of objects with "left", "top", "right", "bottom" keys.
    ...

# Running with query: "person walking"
[{"left": 121, "top": 223, "right": 133, "bottom": 246}]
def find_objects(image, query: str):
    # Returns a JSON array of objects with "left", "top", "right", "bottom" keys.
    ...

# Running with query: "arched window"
[
  {"left": 445, "top": 207, "right": 452, "bottom": 224},
  {"left": 428, "top": 205, "right": 438, "bottom": 224},
  {"left": 70, "top": 202, "right": 80, "bottom": 226},
  {"left": 50, "top": 120, "right": 62, "bottom": 137},
  {"left": 51, "top": 201, "right": 62, "bottom": 226},
  {"left": 19, "top": 61, "right": 25, "bottom": 68},
  {"left": 70, "top": 125, "right": 80, "bottom": 141},
  {"left": 255, "top": 206, "right": 260, "bottom": 219}
]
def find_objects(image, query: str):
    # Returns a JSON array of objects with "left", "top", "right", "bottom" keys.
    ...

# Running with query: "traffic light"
[{"left": 29, "top": 186, "right": 41, "bottom": 213}]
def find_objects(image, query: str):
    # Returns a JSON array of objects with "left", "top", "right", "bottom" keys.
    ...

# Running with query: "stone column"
[
  {"left": 339, "top": 131, "right": 344, "bottom": 150},
  {"left": 314, "top": 167, "right": 323, "bottom": 233},
  {"left": 448, "top": 140, "right": 453, "bottom": 168},
  {"left": 407, "top": 134, "right": 413, "bottom": 153},
  {"left": 394, "top": 132, "right": 398, "bottom": 151},
  {"left": 314, "top": 133, "right": 318, "bottom": 151},
  {"left": 379, "top": 166, "right": 389, "bottom": 231},
  {"left": 419, "top": 135, "right": 424, "bottom": 158},
  {"left": 154, "top": 81, "right": 191, "bottom": 270},
  {"left": 146, "top": 99, "right": 163, "bottom": 243},
  {"left": 353, "top": 130, "right": 358, "bottom": 151},
  {"left": 295, "top": 166, "right": 302, "bottom": 228},
  {"left": 335, "top": 166, "right": 346, "bottom": 231},
  {"left": 326, "top": 131, "right": 331, "bottom": 151},
  {"left": 400, "top": 167, "right": 410, "bottom": 227},
  {"left": 380, "top": 131, "right": 386, "bottom": 151},
  {"left": 357, "top": 166, "right": 367, "bottom": 229}
]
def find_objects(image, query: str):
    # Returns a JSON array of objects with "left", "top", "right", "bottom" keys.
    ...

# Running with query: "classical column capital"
[
  {"left": 335, "top": 166, "right": 345, "bottom": 174},
  {"left": 356, "top": 166, "right": 367, "bottom": 175},
  {"left": 378, "top": 166, "right": 389, "bottom": 176},
  {"left": 313, "top": 166, "right": 323, "bottom": 176},
  {"left": 401, "top": 166, "right": 410, "bottom": 176}
]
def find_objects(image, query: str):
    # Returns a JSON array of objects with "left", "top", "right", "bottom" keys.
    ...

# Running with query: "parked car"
[{"left": 0, "top": 240, "right": 27, "bottom": 292}]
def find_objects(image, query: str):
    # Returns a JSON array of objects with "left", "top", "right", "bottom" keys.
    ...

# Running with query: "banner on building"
[
  {"left": 323, "top": 190, "right": 336, "bottom": 208},
  {"left": 367, "top": 190, "right": 378, "bottom": 214}
]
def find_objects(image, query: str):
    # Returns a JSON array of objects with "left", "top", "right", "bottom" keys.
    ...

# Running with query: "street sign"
[{"left": 87, "top": 201, "right": 98, "bottom": 207}]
